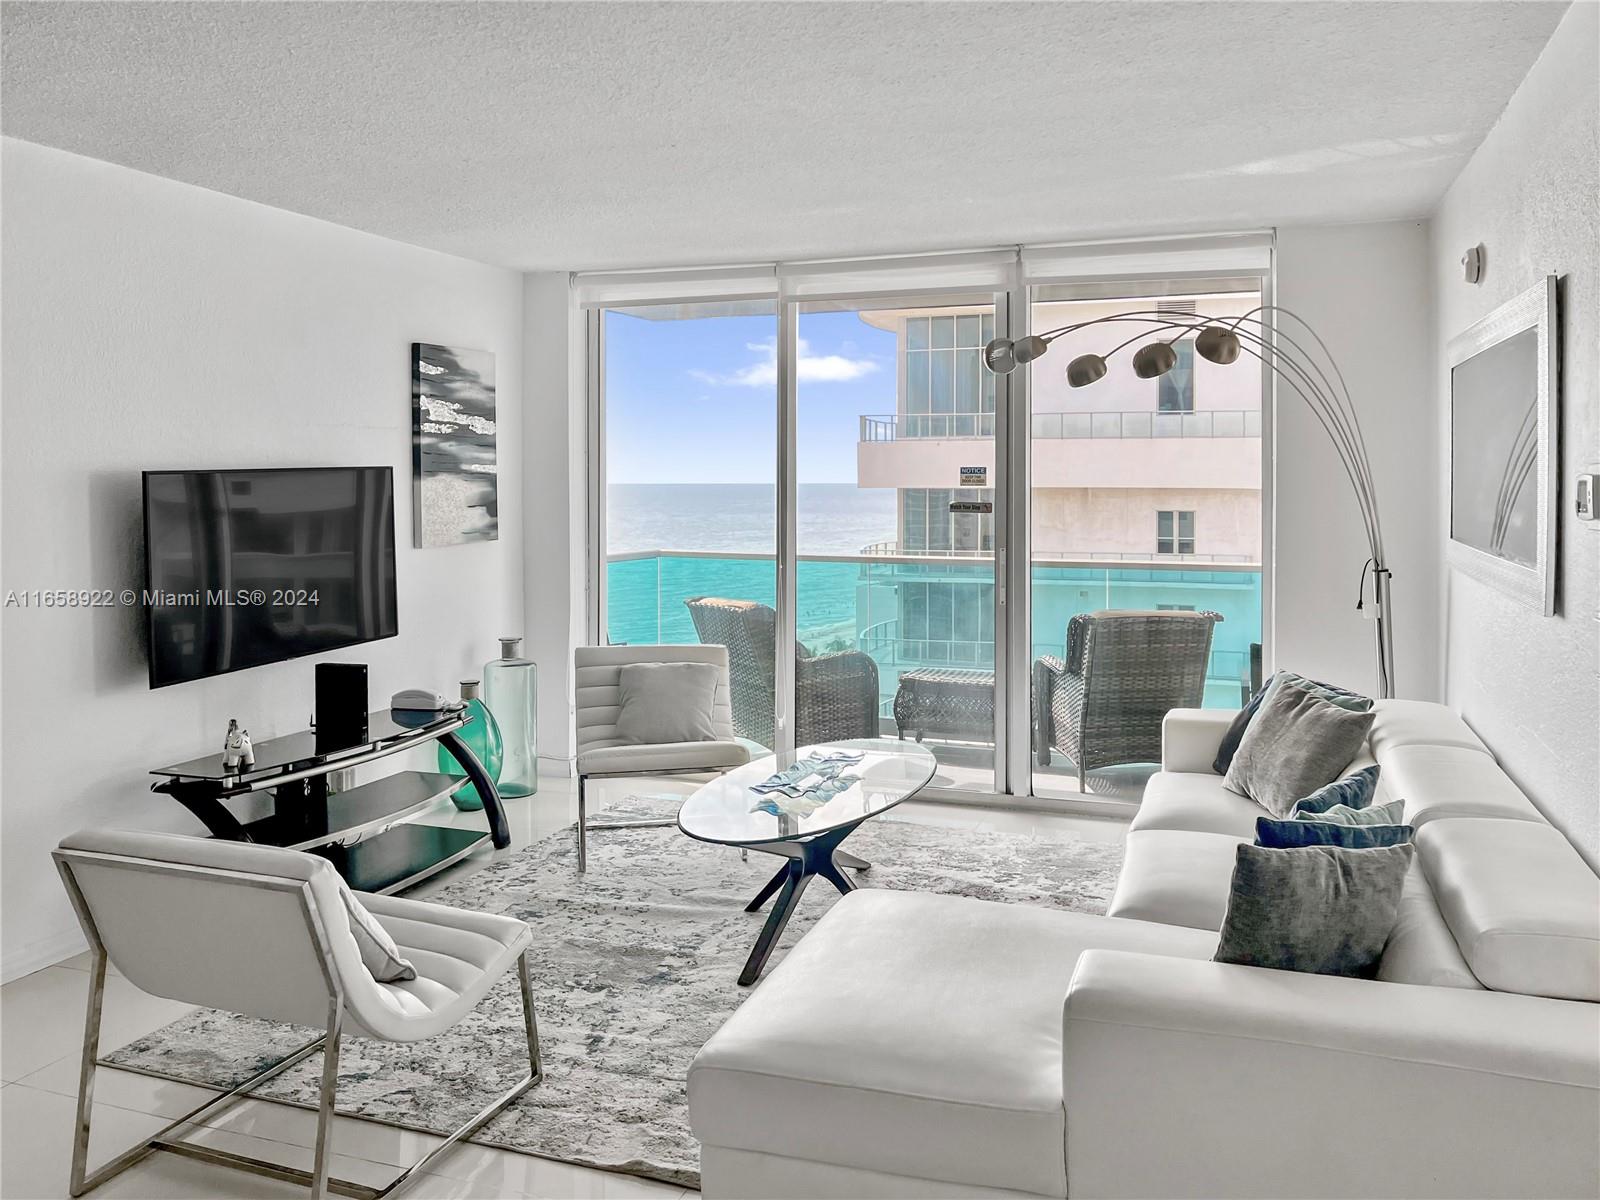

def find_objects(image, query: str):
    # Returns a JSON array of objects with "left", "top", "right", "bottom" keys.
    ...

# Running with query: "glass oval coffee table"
[{"left": 677, "top": 738, "right": 937, "bottom": 985}]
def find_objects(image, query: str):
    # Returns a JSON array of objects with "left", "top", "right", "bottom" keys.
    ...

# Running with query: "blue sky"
[{"left": 604, "top": 309, "right": 899, "bottom": 484}]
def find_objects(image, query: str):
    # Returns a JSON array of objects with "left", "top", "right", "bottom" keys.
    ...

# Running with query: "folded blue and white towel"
[{"left": 749, "top": 749, "right": 865, "bottom": 798}]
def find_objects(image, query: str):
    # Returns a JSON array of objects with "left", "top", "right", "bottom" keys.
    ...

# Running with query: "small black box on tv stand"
[{"left": 315, "top": 662, "right": 369, "bottom": 754}]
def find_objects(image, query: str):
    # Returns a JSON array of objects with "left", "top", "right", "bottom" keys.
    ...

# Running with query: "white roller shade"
[
  {"left": 1021, "top": 232, "right": 1273, "bottom": 284},
  {"left": 779, "top": 249, "right": 1016, "bottom": 301},
  {"left": 573, "top": 264, "right": 778, "bottom": 308},
  {"left": 574, "top": 235, "right": 1268, "bottom": 306}
]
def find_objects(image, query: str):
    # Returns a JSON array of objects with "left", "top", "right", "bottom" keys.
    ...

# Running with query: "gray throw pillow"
[
  {"left": 1296, "top": 799, "right": 1406, "bottom": 826},
  {"left": 339, "top": 884, "right": 417, "bottom": 983},
  {"left": 1211, "top": 671, "right": 1373, "bottom": 775},
  {"left": 1215, "top": 842, "right": 1414, "bottom": 978},
  {"left": 1224, "top": 679, "right": 1376, "bottom": 817},
  {"left": 615, "top": 661, "right": 720, "bottom": 745}
]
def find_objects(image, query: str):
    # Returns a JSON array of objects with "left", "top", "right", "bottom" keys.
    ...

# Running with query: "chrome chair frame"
[
  {"left": 53, "top": 849, "right": 543, "bottom": 1200},
  {"left": 576, "top": 766, "right": 721, "bottom": 873}
]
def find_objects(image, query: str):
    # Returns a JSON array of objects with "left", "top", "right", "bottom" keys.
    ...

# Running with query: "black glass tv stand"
[{"left": 151, "top": 709, "right": 509, "bottom": 894}]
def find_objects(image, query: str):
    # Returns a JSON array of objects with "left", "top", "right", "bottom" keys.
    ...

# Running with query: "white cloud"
[{"left": 690, "top": 338, "right": 879, "bottom": 388}]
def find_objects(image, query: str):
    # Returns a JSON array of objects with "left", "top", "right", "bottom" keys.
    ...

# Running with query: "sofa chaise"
[{"left": 687, "top": 699, "right": 1600, "bottom": 1199}]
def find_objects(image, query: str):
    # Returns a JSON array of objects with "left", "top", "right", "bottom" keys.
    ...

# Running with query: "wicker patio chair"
[
  {"left": 1032, "top": 609, "right": 1222, "bottom": 790},
  {"left": 685, "top": 597, "right": 880, "bottom": 750}
]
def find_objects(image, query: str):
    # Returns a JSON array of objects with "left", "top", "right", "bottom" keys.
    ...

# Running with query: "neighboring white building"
[{"left": 858, "top": 293, "right": 1263, "bottom": 565}]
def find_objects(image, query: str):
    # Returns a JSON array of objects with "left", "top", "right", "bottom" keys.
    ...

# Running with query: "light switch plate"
[{"left": 1578, "top": 473, "right": 1598, "bottom": 521}]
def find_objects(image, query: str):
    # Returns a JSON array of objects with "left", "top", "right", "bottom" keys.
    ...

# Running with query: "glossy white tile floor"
[{"left": 1, "top": 774, "right": 1127, "bottom": 1200}]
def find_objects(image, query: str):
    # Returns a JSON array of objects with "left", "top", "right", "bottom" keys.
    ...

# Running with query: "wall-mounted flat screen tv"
[{"left": 143, "top": 467, "right": 398, "bottom": 688}]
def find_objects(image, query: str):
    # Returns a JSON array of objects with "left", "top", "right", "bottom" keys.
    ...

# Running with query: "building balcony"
[
  {"left": 605, "top": 549, "right": 1261, "bottom": 715},
  {"left": 858, "top": 417, "right": 1262, "bottom": 491},
  {"left": 857, "top": 540, "right": 1254, "bottom": 565},
  {"left": 859, "top": 409, "right": 1262, "bottom": 442}
]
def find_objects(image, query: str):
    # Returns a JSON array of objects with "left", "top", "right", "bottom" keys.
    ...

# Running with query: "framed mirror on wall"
[{"left": 1447, "top": 274, "right": 1559, "bottom": 615}]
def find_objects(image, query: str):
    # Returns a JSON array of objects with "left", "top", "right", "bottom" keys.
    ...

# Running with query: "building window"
[
  {"left": 905, "top": 313, "right": 995, "bottom": 436},
  {"left": 1157, "top": 510, "right": 1195, "bottom": 555},
  {"left": 1158, "top": 339, "right": 1195, "bottom": 412},
  {"left": 898, "top": 580, "right": 994, "bottom": 665},
  {"left": 903, "top": 488, "right": 993, "bottom": 554}
]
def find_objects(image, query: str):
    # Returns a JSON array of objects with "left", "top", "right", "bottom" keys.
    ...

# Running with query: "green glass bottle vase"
[
  {"left": 484, "top": 637, "right": 538, "bottom": 797},
  {"left": 440, "top": 679, "right": 502, "bottom": 812}
]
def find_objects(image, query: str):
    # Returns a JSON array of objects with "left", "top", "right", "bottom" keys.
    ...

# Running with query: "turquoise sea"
[
  {"left": 608, "top": 483, "right": 896, "bottom": 557},
  {"left": 605, "top": 484, "right": 1260, "bottom": 708}
]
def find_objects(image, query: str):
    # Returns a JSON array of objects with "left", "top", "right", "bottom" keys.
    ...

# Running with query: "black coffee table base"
[{"left": 738, "top": 825, "right": 871, "bottom": 986}]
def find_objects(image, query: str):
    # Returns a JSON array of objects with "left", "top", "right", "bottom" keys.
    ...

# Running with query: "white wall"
[
  {"left": 1274, "top": 221, "right": 1439, "bottom": 701},
  {"left": 1429, "top": 2, "right": 1600, "bottom": 867},
  {"left": 522, "top": 272, "right": 587, "bottom": 767},
  {"left": 0, "top": 138, "right": 526, "bottom": 981}
]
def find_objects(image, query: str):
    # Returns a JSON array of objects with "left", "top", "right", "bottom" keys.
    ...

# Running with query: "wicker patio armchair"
[
  {"left": 685, "top": 597, "right": 880, "bottom": 750},
  {"left": 1033, "top": 609, "right": 1222, "bottom": 790}
]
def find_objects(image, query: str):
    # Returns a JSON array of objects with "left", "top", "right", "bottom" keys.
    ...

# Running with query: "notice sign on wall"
[{"left": 959, "top": 466, "right": 987, "bottom": 487}]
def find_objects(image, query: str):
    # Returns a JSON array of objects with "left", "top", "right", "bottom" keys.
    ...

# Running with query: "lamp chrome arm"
[{"left": 984, "top": 308, "right": 1395, "bottom": 698}]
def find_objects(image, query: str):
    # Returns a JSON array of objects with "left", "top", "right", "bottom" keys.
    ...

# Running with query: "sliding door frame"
[
  {"left": 788, "top": 288, "right": 1010, "bottom": 796},
  {"left": 581, "top": 244, "right": 1272, "bottom": 810},
  {"left": 585, "top": 308, "right": 607, "bottom": 644},
  {"left": 774, "top": 302, "right": 799, "bottom": 755},
  {"left": 1015, "top": 263, "right": 1275, "bottom": 813}
]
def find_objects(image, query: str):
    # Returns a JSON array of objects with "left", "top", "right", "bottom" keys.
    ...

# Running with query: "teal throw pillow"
[
  {"left": 1294, "top": 765, "right": 1381, "bottom": 815},
  {"left": 1296, "top": 799, "right": 1405, "bottom": 826}
]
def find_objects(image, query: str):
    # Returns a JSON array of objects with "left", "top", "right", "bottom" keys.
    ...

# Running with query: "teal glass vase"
[{"left": 440, "top": 679, "right": 502, "bottom": 812}]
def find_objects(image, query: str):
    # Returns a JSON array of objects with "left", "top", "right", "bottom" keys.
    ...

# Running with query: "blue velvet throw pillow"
[
  {"left": 1293, "top": 765, "right": 1381, "bottom": 815},
  {"left": 1296, "top": 799, "right": 1406, "bottom": 826},
  {"left": 1256, "top": 816, "right": 1414, "bottom": 850},
  {"left": 1211, "top": 671, "right": 1374, "bottom": 775}
]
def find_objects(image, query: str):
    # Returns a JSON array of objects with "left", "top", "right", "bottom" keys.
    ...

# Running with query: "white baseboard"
[
  {"left": 2, "top": 925, "right": 88, "bottom": 985},
  {"left": 537, "top": 754, "right": 575, "bottom": 778}
]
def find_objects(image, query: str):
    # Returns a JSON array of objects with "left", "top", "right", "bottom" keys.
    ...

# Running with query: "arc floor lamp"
[{"left": 982, "top": 309, "right": 1395, "bottom": 699}]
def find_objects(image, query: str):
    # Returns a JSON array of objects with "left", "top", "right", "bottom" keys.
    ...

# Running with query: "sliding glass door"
[
  {"left": 587, "top": 245, "right": 1269, "bottom": 806},
  {"left": 1027, "top": 281, "right": 1265, "bottom": 800},
  {"left": 796, "top": 298, "right": 998, "bottom": 794},
  {"left": 598, "top": 302, "right": 780, "bottom": 747}
]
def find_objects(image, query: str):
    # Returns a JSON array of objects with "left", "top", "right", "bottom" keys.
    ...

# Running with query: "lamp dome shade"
[
  {"left": 1013, "top": 335, "right": 1049, "bottom": 365},
  {"left": 1065, "top": 353, "right": 1108, "bottom": 387},
  {"left": 1132, "top": 341, "right": 1179, "bottom": 379},
  {"left": 1195, "top": 325, "right": 1242, "bottom": 365},
  {"left": 982, "top": 337, "right": 1018, "bottom": 374}
]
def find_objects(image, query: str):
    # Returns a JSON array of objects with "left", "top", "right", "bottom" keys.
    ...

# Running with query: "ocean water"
[
  {"left": 608, "top": 483, "right": 897, "bottom": 556},
  {"left": 604, "top": 483, "right": 1261, "bottom": 709}
]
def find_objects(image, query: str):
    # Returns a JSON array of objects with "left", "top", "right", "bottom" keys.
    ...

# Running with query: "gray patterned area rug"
[{"left": 106, "top": 796, "right": 1124, "bottom": 1189}]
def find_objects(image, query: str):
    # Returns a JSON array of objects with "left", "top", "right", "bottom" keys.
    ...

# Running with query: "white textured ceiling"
[{"left": 0, "top": 1, "right": 1568, "bottom": 270}]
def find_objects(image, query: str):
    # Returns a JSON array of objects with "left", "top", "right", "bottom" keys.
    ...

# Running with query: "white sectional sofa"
[{"left": 688, "top": 700, "right": 1600, "bottom": 1199}]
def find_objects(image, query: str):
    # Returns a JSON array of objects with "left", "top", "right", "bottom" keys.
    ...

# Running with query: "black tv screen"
[{"left": 143, "top": 467, "right": 398, "bottom": 688}]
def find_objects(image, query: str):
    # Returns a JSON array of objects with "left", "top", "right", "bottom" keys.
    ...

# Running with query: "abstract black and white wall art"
[{"left": 411, "top": 342, "right": 498, "bottom": 547}]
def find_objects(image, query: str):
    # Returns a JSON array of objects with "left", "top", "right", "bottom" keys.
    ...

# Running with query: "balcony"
[
  {"left": 858, "top": 540, "right": 1254, "bottom": 564},
  {"left": 859, "top": 410, "right": 1261, "bottom": 442},
  {"left": 605, "top": 549, "right": 1261, "bottom": 716},
  {"left": 859, "top": 424, "right": 1262, "bottom": 493}
]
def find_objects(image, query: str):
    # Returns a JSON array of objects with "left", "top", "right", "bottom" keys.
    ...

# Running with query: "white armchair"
[
  {"left": 53, "top": 828, "right": 541, "bottom": 1200},
  {"left": 573, "top": 645, "right": 751, "bottom": 872}
]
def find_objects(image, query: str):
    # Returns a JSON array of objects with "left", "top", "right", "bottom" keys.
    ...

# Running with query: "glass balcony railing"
[
  {"left": 859, "top": 410, "right": 1261, "bottom": 442},
  {"left": 857, "top": 540, "right": 1252, "bottom": 564},
  {"left": 606, "top": 550, "right": 1262, "bottom": 713}
]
